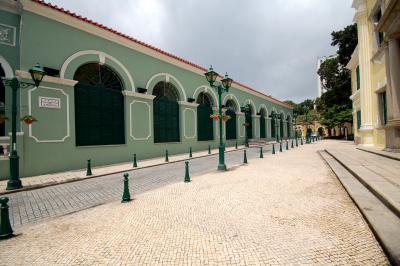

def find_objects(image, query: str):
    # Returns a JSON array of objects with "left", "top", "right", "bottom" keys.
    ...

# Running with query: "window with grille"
[
  {"left": 74, "top": 63, "right": 125, "bottom": 146},
  {"left": 153, "top": 81, "right": 180, "bottom": 143},
  {"left": 197, "top": 92, "right": 213, "bottom": 141}
]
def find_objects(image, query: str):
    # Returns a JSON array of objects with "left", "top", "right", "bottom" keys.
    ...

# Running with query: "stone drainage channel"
[{"left": 5, "top": 143, "right": 290, "bottom": 228}]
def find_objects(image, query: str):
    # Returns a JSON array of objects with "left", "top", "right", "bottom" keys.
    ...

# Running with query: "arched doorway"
[
  {"left": 153, "top": 81, "right": 180, "bottom": 143},
  {"left": 259, "top": 109, "right": 266, "bottom": 138},
  {"left": 245, "top": 105, "right": 253, "bottom": 139},
  {"left": 0, "top": 64, "right": 5, "bottom": 137},
  {"left": 196, "top": 92, "right": 213, "bottom": 141},
  {"left": 225, "top": 99, "right": 237, "bottom": 140},
  {"left": 74, "top": 63, "right": 125, "bottom": 146}
]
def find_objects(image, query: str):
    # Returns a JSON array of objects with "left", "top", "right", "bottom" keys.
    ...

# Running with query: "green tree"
[{"left": 316, "top": 23, "right": 357, "bottom": 133}]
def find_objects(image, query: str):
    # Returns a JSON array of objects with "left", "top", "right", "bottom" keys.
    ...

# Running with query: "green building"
[{"left": 0, "top": 0, "right": 293, "bottom": 179}]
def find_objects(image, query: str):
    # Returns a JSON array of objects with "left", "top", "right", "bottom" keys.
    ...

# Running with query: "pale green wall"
[{"left": 0, "top": 10, "right": 293, "bottom": 178}]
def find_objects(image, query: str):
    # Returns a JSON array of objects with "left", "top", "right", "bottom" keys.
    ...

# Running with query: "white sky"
[{"left": 47, "top": 0, "right": 355, "bottom": 103}]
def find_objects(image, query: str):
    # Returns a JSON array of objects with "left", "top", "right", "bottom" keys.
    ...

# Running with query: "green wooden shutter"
[
  {"left": 260, "top": 116, "right": 266, "bottom": 138},
  {"left": 382, "top": 92, "right": 387, "bottom": 125},
  {"left": 154, "top": 96, "right": 180, "bottom": 143},
  {"left": 356, "top": 65, "right": 360, "bottom": 90},
  {"left": 75, "top": 83, "right": 125, "bottom": 146},
  {"left": 357, "top": 111, "right": 361, "bottom": 129},
  {"left": 226, "top": 109, "right": 236, "bottom": 140},
  {"left": 245, "top": 111, "right": 252, "bottom": 139},
  {"left": 197, "top": 104, "right": 213, "bottom": 141}
]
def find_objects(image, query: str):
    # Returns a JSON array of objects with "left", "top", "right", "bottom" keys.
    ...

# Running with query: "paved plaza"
[{"left": 0, "top": 141, "right": 389, "bottom": 265}]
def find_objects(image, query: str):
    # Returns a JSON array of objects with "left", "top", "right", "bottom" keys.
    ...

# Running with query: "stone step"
[
  {"left": 326, "top": 149, "right": 400, "bottom": 220},
  {"left": 357, "top": 147, "right": 400, "bottom": 162},
  {"left": 319, "top": 150, "right": 400, "bottom": 265}
]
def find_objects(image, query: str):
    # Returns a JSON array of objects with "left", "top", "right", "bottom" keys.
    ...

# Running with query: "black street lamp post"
[
  {"left": 204, "top": 66, "right": 233, "bottom": 171},
  {"left": 1, "top": 63, "right": 46, "bottom": 190}
]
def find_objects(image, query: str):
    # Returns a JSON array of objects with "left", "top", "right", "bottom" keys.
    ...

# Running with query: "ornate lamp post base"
[{"left": 218, "top": 164, "right": 227, "bottom": 171}]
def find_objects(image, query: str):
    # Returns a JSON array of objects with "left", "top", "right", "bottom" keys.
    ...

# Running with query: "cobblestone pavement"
[
  {"left": 0, "top": 140, "right": 388, "bottom": 265},
  {"left": 6, "top": 144, "right": 269, "bottom": 228},
  {"left": 0, "top": 145, "right": 249, "bottom": 192}
]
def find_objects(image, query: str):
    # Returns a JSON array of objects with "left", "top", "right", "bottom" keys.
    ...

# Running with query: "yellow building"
[{"left": 347, "top": 0, "right": 400, "bottom": 151}]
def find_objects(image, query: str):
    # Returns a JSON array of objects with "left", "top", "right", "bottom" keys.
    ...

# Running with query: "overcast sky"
[{"left": 47, "top": 0, "right": 354, "bottom": 103}]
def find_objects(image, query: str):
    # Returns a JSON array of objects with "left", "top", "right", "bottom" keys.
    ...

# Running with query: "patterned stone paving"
[{"left": 0, "top": 141, "right": 388, "bottom": 265}]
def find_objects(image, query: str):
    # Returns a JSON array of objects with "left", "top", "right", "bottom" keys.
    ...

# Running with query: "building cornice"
[
  {"left": 19, "top": 0, "right": 293, "bottom": 109},
  {"left": 15, "top": 70, "right": 78, "bottom": 86},
  {"left": 346, "top": 45, "right": 359, "bottom": 69},
  {"left": 0, "top": 0, "right": 21, "bottom": 14}
]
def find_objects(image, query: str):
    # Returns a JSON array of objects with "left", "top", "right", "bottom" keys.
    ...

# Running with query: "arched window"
[
  {"left": 287, "top": 115, "right": 291, "bottom": 138},
  {"left": 153, "top": 81, "right": 180, "bottom": 143},
  {"left": 74, "top": 63, "right": 124, "bottom": 146},
  {"left": 0, "top": 64, "right": 5, "bottom": 137},
  {"left": 271, "top": 111, "right": 276, "bottom": 138},
  {"left": 225, "top": 99, "right": 237, "bottom": 140},
  {"left": 197, "top": 92, "right": 213, "bottom": 141},
  {"left": 259, "top": 109, "right": 266, "bottom": 138},
  {"left": 245, "top": 106, "right": 253, "bottom": 139}
]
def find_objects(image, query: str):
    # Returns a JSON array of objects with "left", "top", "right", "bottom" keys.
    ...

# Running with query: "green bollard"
[
  {"left": 301, "top": 138, "right": 303, "bottom": 145},
  {"left": 260, "top": 146, "right": 264, "bottom": 158},
  {"left": 208, "top": 144, "right": 211, "bottom": 155},
  {"left": 189, "top": 147, "right": 192, "bottom": 158},
  {"left": 296, "top": 138, "right": 298, "bottom": 147},
  {"left": 272, "top": 143, "right": 275, "bottom": 154},
  {"left": 133, "top": 154, "right": 138, "bottom": 168},
  {"left": 286, "top": 140, "right": 289, "bottom": 150},
  {"left": 279, "top": 141, "right": 283, "bottom": 152},
  {"left": 165, "top": 149, "right": 169, "bottom": 162},
  {"left": 86, "top": 159, "right": 92, "bottom": 176},
  {"left": 121, "top": 173, "right": 131, "bottom": 203},
  {"left": 184, "top": 161, "right": 191, "bottom": 183},
  {"left": 235, "top": 141, "right": 238, "bottom": 149},
  {"left": 243, "top": 150, "right": 248, "bottom": 164},
  {"left": 291, "top": 139, "right": 294, "bottom": 148},
  {"left": 0, "top": 197, "right": 13, "bottom": 240}
]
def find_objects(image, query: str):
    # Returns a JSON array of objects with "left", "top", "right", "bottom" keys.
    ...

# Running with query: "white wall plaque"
[{"left": 39, "top": 96, "right": 61, "bottom": 109}]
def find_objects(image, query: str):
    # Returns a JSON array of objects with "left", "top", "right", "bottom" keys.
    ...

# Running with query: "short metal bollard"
[
  {"left": 272, "top": 143, "right": 275, "bottom": 154},
  {"left": 260, "top": 146, "right": 263, "bottom": 158},
  {"left": 286, "top": 140, "right": 289, "bottom": 150},
  {"left": 165, "top": 149, "right": 169, "bottom": 162},
  {"left": 189, "top": 147, "right": 192, "bottom": 158},
  {"left": 291, "top": 139, "right": 294, "bottom": 148},
  {"left": 208, "top": 144, "right": 211, "bottom": 155},
  {"left": 86, "top": 159, "right": 92, "bottom": 176},
  {"left": 184, "top": 161, "right": 191, "bottom": 183},
  {"left": 243, "top": 150, "right": 248, "bottom": 164},
  {"left": 133, "top": 154, "right": 138, "bottom": 168},
  {"left": 301, "top": 138, "right": 303, "bottom": 145},
  {"left": 279, "top": 141, "right": 283, "bottom": 152},
  {"left": 121, "top": 173, "right": 131, "bottom": 203},
  {"left": 235, "top": 141, "right": 238, "bottom": 149},
  {"left": 0, "top": 197, "right": 14, "bottom": 240},
  {"left": 296, "top": 138, "right": 298, "bottom": 147}
]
